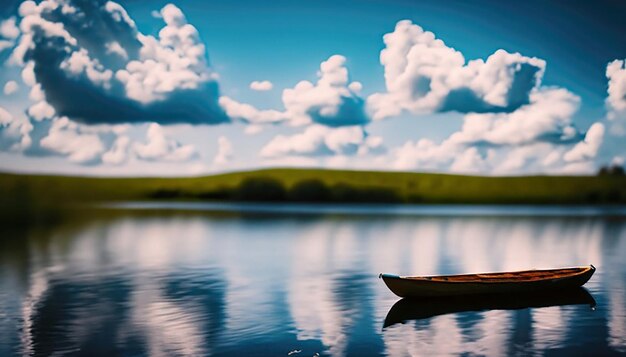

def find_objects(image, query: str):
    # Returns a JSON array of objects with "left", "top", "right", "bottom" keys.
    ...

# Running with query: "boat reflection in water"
[{"left": 384, "top": 287, "right": 596, "bottom": 328}]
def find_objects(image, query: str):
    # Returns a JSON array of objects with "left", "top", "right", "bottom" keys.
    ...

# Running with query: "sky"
[{"left": 0, "top": 0, "right": 625, "bottom": 176}]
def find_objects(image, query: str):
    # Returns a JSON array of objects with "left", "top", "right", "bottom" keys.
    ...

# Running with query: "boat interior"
[{"left": 405, "top": 266, "right": 593, "bottom": 283}]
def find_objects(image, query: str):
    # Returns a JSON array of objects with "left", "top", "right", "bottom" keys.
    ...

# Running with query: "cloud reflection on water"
[{"left": 0, "top": 211, "right": 624, "bottom": 356}]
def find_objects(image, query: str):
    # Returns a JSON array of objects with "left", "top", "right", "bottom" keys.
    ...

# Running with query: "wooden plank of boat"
[{"left": 379, "top": 265, "right": 596, "bottom": 298}]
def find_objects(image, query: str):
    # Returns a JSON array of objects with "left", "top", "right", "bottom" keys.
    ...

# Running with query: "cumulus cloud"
[
  {"left": 607, "top": 60, "right": 626, "bottom": 113},
  {"left": 367, "top": 20, "right": 545, "bottom": 120},
  {"left": 27, "top": 100, "right": 56, "bottom": 121},
  {"left": 260, "top": 125, "right": 383, "bottom": 158},
  {"left": 0, "top": 105, "right": 34, "bottom": 151},
  {"left": 0, "top": 40, "right": 13, "bottom": 53},
  {"left": 0, "top": 106, "right": 12, "bottom": 125},
  {"left": 8, "top": 0, "right": 227, "bottom": 125},
  {"left": 390, "top": 87, "right": 601, "bottom": 174},
  {"left": 1, "top": 17, "right": 20, "bottom": 39},
  {"left": 244, "top": 124, "right": 263, "bottom": 135},
  {"left": 447, "top": 88, "right": 580, "bottom": 146},
  {"left": 0, "top": 9, "right": 615, "bottom": 174},
  {"left": 222, "top": 55, "right": 368, "bottom": 127},
  {"left": 213, "top": 136, "right": 233, "bottom": 165},
  {"left": 3, "top": 81, "right": 19, "bottom": 95},
  {"left": 392, "top": 137, "right": 576, "bottom": 175},
  {"left": 564, "top": 123, "right": 605, "bottom": 163},
  {"left": 134, "top": 123, "right": 197, "bottom": 161},
  {"left": 102, "top": 135, "right": 130, "bottom": 165},
  {"left": 249, "top": 80, "right": 273, "bottom": 91},
  {"left": 392, "top": 138, "right": 459, "bottom": 172},
  {"left": 105, "top": 41, "right": 128, "bottom": 60},
  {"left": 39, "top": 117, "right": 106, "bottom": 163},
  {"left": 0, "top": 17, "right": 19, "bottom": 52},
  {"left": 606, "top": 59, "right": 626, "bottom": 136},
  {"left": 115, "top": 3, "right": 218, "bottom": 104},
  {"left": 219, "top": 96, "right": 287, "bottom": 124}
]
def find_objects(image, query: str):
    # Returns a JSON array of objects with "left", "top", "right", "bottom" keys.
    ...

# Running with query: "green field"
[{"left": 1, "top": 168, "right": 626, "bottom": 209}]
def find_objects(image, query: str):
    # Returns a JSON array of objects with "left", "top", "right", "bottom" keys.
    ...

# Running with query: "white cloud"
[
  {"left": 0, "top": 16, "right": 19, "bottom": 52},
  {"left": 249, "top": 80, "right": 273, "bottom": 91},
  {"left": 449, "top": 147, "right": 489, "bottom": 173},
  {"left": 392, "top": 138, "right": 458, "bottom": 171},
  {"left": 104, "top": 1, "right": 136, "bottom": 28},
  {"left": 0, "top": 40, "right": 13, "bottom": 52},
  {"left": 11, "top": 2, "right": 77, "bottom": 66},
  {"left": 564, "top": 123, "right": 605, "bottom": 163},
  {"left": 102, "top": 135, "right": 130, "bottom": 165},
  {"left": 134, "top": 123, "right": 197, "bottom": 162},
  {"left": 115, "top": 4, "right": 215, "bottom": 103},
  {"left": 283, "top": 55, "right": 368, "bottom": 126},
  {"left": 367, "top": 20, "right": 545, "bottom": 120},
  {"left": 222, "top": 55, "right": 368, "bottom": 127},
  {"left": 606, "top": 59, "right": 626, "bottom": 136},
  {"left": 391, "top": 137, "right": 577, "bottom": 175},
  {"left": 607, "top": 60, "right": 626, "bottom": 112},
  {"left": 7, "top": 0, "right": 226, "bottom": 125},
  {"left": 60, "top": 49, "right": 113, "bottom": 89},
  {"left": 21, "top": 61, "right": 36, "bottom": 86},
  {"left": 105, "top": 41, "right": 128, "bottom": 60},
  {"left": 0, "top": 106, "right": 33, "bottom": 151},
  {"left": 39, "top": 117, "right": 106, "bottom": 163},
  {"left": 244, "top": 124, "right": 263, "bottom": 135},
  {"left": 389, "top": 87, "right": 602, "bottom": 175},
  {"left": 0, "top": 17, "right": 20, "bottom": 39},
  {"left": 27, "top": 101, "right": 56, "bottom": 121},
  {"left": 0, "top": 121, "right": 33, "bottom": 152},
  {"left": 29, "top": 83, "right": 45, "bottom": 101},
  {"left": 447, "top": 88, "right": 580, "bottom": 146},
  {"left": 219, "top": 96, "right": 287, "bottom": 124},
  {"left": 213, "top": 136, "right": 233, "bottom": 165},
  {"left": 0, "top": 106, "right": 12, "bottom": 125},
  {"left": 3, "top": 81, "right": 19, "bottom": 95},
  {"left": 260, "top": 125, "right": 383, "bottom": 158}
]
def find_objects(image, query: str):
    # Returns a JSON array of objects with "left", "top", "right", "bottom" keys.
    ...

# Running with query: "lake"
[{"left": 1, "top": 204, "right": 625, "bottom": 356}]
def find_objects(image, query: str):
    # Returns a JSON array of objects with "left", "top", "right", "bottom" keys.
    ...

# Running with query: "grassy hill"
[{"left": 1, "top": 168, "right": 626, "bottom": 209}]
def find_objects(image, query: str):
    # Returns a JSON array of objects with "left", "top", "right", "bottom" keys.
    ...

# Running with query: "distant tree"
[
  {"left": 149, "top": 188, "right": 182, "bottom": 199},
  {"left": 330, "top": 183, "right": 400, "bottom": 203},
  {"left": 330, "top": 183, "right": 360, "bottom": 202},
  {"left": 598, "top": 164, "right": 625, "bottom": 176},
  {"left": 288, "top": 179, "right": 331, "bottom": 202},
  {"left": 234, "top": 177, "right": 287, "bottom": 201}
]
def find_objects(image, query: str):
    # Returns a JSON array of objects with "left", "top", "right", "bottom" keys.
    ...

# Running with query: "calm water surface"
[{"left": 1, "top": 204, "right": 625, "bottom": 356}]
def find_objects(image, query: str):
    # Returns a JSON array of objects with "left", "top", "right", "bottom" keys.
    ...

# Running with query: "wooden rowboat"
[{"left": 380, "top": 265, "right": 595, "bottom": 298}]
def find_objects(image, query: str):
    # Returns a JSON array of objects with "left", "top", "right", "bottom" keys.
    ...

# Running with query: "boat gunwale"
[{"left": 383, "top": 265, "right": 595, "bottom": 285}]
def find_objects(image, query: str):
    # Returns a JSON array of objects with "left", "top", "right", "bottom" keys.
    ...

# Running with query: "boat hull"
[{"left": 380, "top": 266, "right": 595, "bottom": 298}]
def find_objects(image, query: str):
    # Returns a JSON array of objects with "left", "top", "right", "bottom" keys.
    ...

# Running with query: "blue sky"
[{"left": 0, "top": 0, "right": 625, "bottom": 176}]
